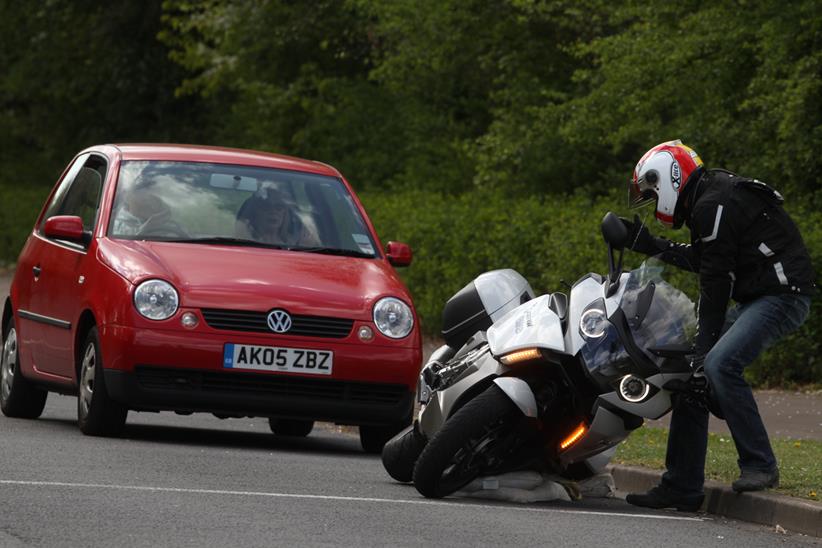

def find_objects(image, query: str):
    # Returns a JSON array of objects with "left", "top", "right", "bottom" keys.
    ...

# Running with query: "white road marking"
[{"left": 0, "top": 479, "right": 703, "bottom": 522}]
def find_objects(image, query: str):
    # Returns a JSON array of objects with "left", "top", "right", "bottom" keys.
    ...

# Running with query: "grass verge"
[{"left": 614, "top": 426, "right": 821, "bottom": 501}]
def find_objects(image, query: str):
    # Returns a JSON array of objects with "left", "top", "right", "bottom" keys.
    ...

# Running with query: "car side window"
[
  {"left": 38, "top": 153, "right": 90, "bottom": 232},
  {"left": 40, "top": 154, "right": 107, "bottom": 235}
]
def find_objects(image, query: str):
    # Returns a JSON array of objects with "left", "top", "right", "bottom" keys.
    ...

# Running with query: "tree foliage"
[
  {"left": 3, "top": 1, "right": 819, "bottom": 196},
  {"left": 156, "top": 0, "right": 821, "bottom": 196},
  {"left": 0, "top": 0, "right": 204, "bottom": 186},
  {"left": 561, "top": 0, "right": 822, "bottom": 195}
]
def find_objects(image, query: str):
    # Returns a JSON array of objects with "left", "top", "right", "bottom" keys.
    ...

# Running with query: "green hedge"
[
  {"left": 0, "top": 185, "right": 50, "bottom": 266},
  {"left": 362, "top": 188, "right": 822, "bottom": 387}
]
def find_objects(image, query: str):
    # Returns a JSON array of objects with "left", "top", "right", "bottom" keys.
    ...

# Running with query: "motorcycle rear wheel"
[{"left": 412, "top": 384, "right": 520, "bottom": 498}]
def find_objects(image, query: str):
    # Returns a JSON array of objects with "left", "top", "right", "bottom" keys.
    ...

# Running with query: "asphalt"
[
  {"left": 3, "top": 270, "right": 821, "bottom": 537},
  {"left": 6, "top": 397, "right": 813, "bottom": 547}
]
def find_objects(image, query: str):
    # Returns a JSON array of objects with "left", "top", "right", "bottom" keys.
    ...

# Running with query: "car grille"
[
  {"left": 135, "top": 367, "right": 408, "bottom": 406},
  {"left": 200, "top": 308, "right": 354, "bottom": 338}
]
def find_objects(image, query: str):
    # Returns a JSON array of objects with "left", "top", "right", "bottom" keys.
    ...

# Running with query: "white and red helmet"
[{"left": 629, "top": 140, "right": 704, "bottom": 228}]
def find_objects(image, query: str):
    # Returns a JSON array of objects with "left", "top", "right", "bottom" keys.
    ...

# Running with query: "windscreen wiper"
[
  {"left": 294, "top": 246, "right": 375, "bottom": 258},
  {"left": 164, "top": 237, "right": 289, "bottom": 250}
]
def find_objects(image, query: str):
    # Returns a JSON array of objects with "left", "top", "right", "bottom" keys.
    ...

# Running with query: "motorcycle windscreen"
[{"left": 619, "top": 257, "right": 697, "bottom": 361}]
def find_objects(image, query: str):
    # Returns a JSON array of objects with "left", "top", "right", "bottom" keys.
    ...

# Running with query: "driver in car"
[
  {"left": 112, "top": 189, "right": 186, "bottom": 238},
  {"left": 620, "top": 140, "right": 816, "bottom": 511},
  {"left": 235, "top": 186, "right": 319, "bottom": 247}
]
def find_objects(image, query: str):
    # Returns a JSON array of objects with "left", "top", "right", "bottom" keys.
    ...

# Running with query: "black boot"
[
  {"left": 732, "top": 468, "right": 779, "bottom": 493},
  {"left": 626, "top": 484, "right": 704, "bottom": 512}
]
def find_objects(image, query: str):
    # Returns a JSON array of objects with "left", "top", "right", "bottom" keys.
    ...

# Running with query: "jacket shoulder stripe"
[{"left": 699, "top": 205, "right": 724, "bottom": 243}]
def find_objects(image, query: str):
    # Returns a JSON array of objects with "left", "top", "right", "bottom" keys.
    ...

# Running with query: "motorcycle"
[{"left": 381, "top": 212, "right": 698, "bottom": 498}]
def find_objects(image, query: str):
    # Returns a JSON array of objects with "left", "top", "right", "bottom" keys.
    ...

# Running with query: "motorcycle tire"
[
  {"left": 413, "top": 384, "right": 519, "bottom": 498},
  {"left": 381, "top": 424, "right": 427, "bottom": 483}
]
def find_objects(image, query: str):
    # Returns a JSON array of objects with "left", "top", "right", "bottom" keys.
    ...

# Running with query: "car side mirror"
[
  {"left": 601, "top": 212, "right": 628, "bottom": 250},
  {"left": 43, "top": 215, "right": 87, "bottom": 243},
  {"left": 386, "top": 241, "right": 413, "bottom": 267}
]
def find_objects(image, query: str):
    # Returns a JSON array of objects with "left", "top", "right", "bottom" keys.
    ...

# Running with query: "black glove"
[
  {"left": 663, "top": 358, "right": 709, "bottom": 410},
  {"left": 663, "top": 358, "right": 725, "bottom": 418},
  {"left": 619, "top": 214, "right": 656, "bottom": 254}
]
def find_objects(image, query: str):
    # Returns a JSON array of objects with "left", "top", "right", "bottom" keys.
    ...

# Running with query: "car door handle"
[{"left": 32, "top": 265, "right": 42, "bottom": 277}]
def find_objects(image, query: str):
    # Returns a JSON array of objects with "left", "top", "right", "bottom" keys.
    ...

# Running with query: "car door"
[
  {"left": 24, "top": 154, "right": 107, "bottom": 379},
  {"left": 15, "top": 154, "right": 89, "bottom": 376}
]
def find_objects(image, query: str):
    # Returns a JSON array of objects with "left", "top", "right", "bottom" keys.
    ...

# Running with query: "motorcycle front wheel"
[{"left": 412, "top": 384, "right": 520, "bottom": 498}]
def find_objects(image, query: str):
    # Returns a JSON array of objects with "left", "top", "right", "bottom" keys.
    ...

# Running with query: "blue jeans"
[{"left": 661, "top": 294, "right": 811, "bottom": 496}]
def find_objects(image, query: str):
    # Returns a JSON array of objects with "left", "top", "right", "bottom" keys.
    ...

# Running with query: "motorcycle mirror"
[
  {"left": 601, "top": 212, "right": 628, "bottom": 250},
  {"left": 601, "top": 212, "right": 626, "bottom": 296}
]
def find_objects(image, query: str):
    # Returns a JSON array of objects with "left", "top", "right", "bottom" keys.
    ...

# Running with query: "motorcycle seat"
[{"left": 548, "top": 292, "right": 568, "bottom": 329}]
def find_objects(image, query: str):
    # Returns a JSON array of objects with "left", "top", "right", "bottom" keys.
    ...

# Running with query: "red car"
[{"left": 1, "top": 144, "right": 421, "bottom": 452}]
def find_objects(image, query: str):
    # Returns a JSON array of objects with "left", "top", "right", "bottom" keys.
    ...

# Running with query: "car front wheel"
[
  {"left": 77, "top": 327, "right": 127, "bottom": 436},
  {"left": 1, "top": 318, "right": 47, "bottom": 418}
]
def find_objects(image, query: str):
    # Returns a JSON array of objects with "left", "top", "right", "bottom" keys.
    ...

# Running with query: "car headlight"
[
  {"left": 579, "top": 299, "right": 608, "bottom": 339},
  {"left": 134, "top": 279, "right": 179, "bottom": 321},
  {"left": 373, "top": 297, "right": 414, "bottom": 339}
]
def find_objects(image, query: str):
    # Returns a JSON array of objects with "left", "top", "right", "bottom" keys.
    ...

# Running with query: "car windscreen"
[{"left": 108, "top": 161, "right": 378, "bottom": 257}]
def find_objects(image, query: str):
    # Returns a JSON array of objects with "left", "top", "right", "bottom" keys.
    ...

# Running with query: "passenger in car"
[
  {"left": 235, "top": 187, "right": 319, "bottom": 247},
  {"left": 112, "top": 190, "right": 187, "bottom": 238}
]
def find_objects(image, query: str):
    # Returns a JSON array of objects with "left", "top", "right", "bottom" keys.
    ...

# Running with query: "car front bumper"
[{"left": 99, "top": 324, "right": 420, "bottom": 426}]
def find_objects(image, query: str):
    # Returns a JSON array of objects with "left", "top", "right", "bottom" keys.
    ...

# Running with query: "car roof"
[{"left": 105, "top": 144, "right": 341, "bottom": 177}]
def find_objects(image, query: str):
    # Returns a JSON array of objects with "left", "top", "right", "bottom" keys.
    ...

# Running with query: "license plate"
[{"left": 223, "top": 343, "right": 333, "bottom": 375}]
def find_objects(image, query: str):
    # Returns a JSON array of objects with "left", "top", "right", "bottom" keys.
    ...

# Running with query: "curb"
[{"left": 610, "top": 464, "right": 822, "bottom": 537}]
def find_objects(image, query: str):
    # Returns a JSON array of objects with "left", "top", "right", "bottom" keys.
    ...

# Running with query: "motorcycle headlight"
[
  {"left": 373, "top": 297, "right": 414, "bottom": 339},
  {"left": 579, "top": 299, "right": 608, "bottom": 339},
  {"left": 134, "top": 279, "right": 179, "bottom": 321}
]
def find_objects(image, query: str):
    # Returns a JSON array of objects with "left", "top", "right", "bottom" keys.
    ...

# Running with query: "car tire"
[
  {"left": 381, "top": 424, "right": 427, "bottom": 483},
  {"left": 1, "top": 318, "right": 48, "bottom": 418},
  {"left": 77, "top": 327, "right": 127, "bottom": 436},
  {"left": 268, "top": 418, "right": 314, "bottom": 437},
  {"left": 360, "top": 419, "right": 410, "bottom": 454}
]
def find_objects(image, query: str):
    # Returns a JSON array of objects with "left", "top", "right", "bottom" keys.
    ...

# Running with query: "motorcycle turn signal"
[{"left": 499, "top": 348, "right": 542, "bottom": 366}]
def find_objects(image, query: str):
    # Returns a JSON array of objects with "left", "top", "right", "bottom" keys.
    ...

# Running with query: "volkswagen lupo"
[{"left": 1, "top": 145, "right": 421, "bottom": 452}]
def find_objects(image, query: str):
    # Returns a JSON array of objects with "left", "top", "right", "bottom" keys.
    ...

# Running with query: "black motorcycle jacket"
[{"left": 629, "top": 169, "right": 817, "bottom": 356}]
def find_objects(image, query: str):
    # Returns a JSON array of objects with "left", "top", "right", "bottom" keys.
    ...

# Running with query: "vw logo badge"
[{"left": 267, "top": 310, "right": 292, "bottom": 333}]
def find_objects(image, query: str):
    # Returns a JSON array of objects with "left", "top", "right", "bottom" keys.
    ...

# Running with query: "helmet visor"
[{"left": 628, "top": 176, "right": 656, "bottom": 209}]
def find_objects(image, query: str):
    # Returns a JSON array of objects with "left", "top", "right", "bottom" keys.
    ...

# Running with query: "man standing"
[{"left": 620, "top": 140, "right": 816, "bottom": 511}]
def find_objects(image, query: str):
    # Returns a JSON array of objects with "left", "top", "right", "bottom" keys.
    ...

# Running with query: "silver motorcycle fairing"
[
  {"left": 493, "top": 377, "right": 537, "bottom": 418},
  {"left": 558, "top": 370, "right": 694, "bottom": 463},
  {"left": 564, "top": 273, "right": 629, "bottom": 356},
  {"left": 599, "top": 372, "right": 692, "bottom": 419},
  {"left": 486, "top": 295, "right": 564, "bottom": 357},
  {"left": 475, "top": 269, "right": 535, "bottom": 322},
  {"left": 565, "top": 276, "right": 600, "bottom": 356},
  {"left": 583, "top": 446, "right": 617, "bottom": 475},
  {"left": 418, "top": 350, "right": 507, "bottom": 435},
  {"left": 559, "top": 405, "right": 630, "bottom": 465}
]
